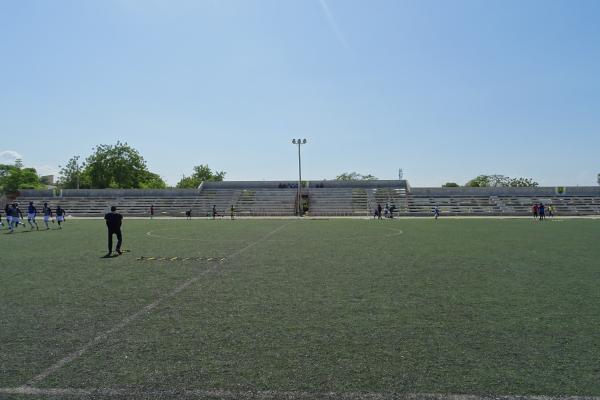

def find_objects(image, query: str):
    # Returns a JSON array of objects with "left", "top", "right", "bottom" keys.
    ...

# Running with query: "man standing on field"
[{"left": 104, "top": 206, "right": 123, "bottom": 257}]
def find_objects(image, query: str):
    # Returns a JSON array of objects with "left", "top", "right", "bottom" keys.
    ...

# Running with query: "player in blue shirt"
[
  {"left": 42, "top": 202, "right": 53, "bottom": 230},
  {"left": 27, "top": 202, "right": 39, "bottom": 231},
  {"left": 433, "top": 205, "right": 440, "bottom": 220}
]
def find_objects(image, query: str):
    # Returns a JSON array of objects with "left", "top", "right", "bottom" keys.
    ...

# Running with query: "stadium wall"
[
  {"left": 202, "top": 180, "right": 409, "bottom": 189},
  {"left": 17, "top": 184, "right": 600, "bottom": 198},
  {"left": 410, "top": 186, "right": 600, "bottom": 197},
  {"left": 18, "top": 189, "right": 201, "bottom": 197}
]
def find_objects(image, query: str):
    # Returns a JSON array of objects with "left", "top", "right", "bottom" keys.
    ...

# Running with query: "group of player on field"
[
  {"left": 150, "top": 204, "right": 236, "bottom": 220},
  {"left": 1, "top": 202, "right": 66, "bottom": 233},
  {"left": 374, "top": 203, "right": 397, "bottom": 219},
  {"left": 532, "top": 203, "right": 554, "bottom": 220}
]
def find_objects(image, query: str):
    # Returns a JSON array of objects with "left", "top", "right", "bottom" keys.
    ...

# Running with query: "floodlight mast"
[{"left": 292, "top": 138, "right": 307, "bottom": 216}]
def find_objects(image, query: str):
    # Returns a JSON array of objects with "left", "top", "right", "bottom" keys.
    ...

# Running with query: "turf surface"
[{"left": 1, "top": 218, "right": 599, "bottom": 398}]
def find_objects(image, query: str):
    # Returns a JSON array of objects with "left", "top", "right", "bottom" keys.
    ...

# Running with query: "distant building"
[{"left": 40, "top": 175, "right": 54, "bottom": 185}]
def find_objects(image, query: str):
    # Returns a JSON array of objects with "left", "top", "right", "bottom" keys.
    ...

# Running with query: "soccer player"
[
  {"left": 0, "top": 209, "right": 4, "bottom": 229},
  {"left": 377, "top": 203, "right": 382, "bottom": 220},
  {"left": 212, "top": 205, "right": 217, "bottom": 219},
  {"left": 539, "top": 203, "right": 546, "bottom": 221},
  {"left": 548, "top": 204, "right": 554, "bottom": 218},
  {"left": 55, "top": 206, "right": 66, "bottom": 229},
  {"left": 27, "top": 201, "right": 39, "bottom": 231},
  {"left": 8, "top": 203, "right": 25, "bottom": 233},
  {"left": 185, "top": 209, "right": 192, "bottom": 220},
  {"left": 230, "top": 204, "right": 235, "bottom": 220},
  {"left": 532, "top": 203, "right": 538, "bottom": 219},
  {"left": 42, "top": 202, "right": 53, "bottom": 230},
  {"left": 5, "top": 203, "right": 12, "bottom": 228},
  {"left": 104, "top": 206, "right": 123, "bottom": 257},
  {"left": 433, "top": 205, "right": 440, "bottom": 220},
  {"left": 149, "top": 204, "right": 154, "bottom": 219}
]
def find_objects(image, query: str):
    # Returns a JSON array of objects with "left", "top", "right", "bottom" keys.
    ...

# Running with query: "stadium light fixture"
[{"left": 291, "top": 138, "right": 307, "bottom": 215}]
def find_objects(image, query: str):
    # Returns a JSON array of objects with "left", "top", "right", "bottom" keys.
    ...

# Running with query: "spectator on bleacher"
[
  {"left": 104, "top": 206, "right": 123, "bottom": 257},
  {"left": 532, "top": 204, "right": 538, "bottom": 219}
]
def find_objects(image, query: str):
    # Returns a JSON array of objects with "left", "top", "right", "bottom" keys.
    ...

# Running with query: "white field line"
[
  {"left": 19, "top": 222, "right": 292, "bottom": 388},
  {"left": 0, "top": 387, "right": 599, "bottom": 400},
  {"left": 145, "top": 226, "right": 403, "bottom": 242}
]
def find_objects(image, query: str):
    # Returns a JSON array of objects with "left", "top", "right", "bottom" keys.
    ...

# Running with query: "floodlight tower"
[{"left": 292, "top": 138, "right": 307, "bottom": 216}]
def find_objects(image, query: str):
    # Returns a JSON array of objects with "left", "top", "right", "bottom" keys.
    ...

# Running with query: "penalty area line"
[
  {"left": 1, "top": 387, "right": 599, "bottom": 400},
  {"left": 18, "top": 222, "right": 292, "bottom": 389}
]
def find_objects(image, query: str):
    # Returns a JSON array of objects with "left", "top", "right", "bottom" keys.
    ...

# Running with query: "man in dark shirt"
[
  {"left": 8, "top": 203, "right": 25, "bottom": 233},
  {"left": 104, "top": 206, "right": 123, "bottom": 257},
  {"left": 55, "top": 206, "right": 66, "bottom": 229}
]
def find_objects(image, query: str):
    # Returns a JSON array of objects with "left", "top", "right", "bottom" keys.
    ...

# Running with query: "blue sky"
[{"left": 1, "top": 0, "right": 599, "bottom": 187}]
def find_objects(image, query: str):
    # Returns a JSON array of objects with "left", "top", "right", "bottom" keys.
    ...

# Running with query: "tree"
[
  {"left": 84, "top": 142, "right": 164, "bottom": 189},
  {"left": 442, "top": 182, "right": 459, "bottom": 187},
  {"left": 58, "top": 155, "right": 89, "bottom": 189},
  {"left": 466, "top": 174, "right": 538, "bottom": 187},
  {"left": 139, "top": 172, "right": 167, "bottom": 189},
  {"left": 466, "top": 175, "right": 491, "bottom": 187},
  {"left": 176, "top": 164, "right": 226, "bottom": 188},
  {"left": 361, "top": 174, "right": 378, "bottom": 181},
  {"left": 335, "top": 172, "right": 378, "bottom": 181},
  {"left": 508, "top": 177, "right": 539, "bottom": 187},
  {"left": 0, "top": 163, "right": 42, "bottom": 194}
]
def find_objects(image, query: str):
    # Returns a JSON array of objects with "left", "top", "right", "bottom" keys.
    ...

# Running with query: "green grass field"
[{"left": 1, "top": 218, "right": 599, "bottom": 399}]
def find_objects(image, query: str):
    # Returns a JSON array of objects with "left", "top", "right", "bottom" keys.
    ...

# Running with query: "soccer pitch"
[{"left": 1, "top": 218, "right": 599, "bottom": 399}]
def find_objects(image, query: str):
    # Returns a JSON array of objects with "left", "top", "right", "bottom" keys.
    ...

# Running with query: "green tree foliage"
[
  {"left": 442, "top": 182, "right": 459, "bottom": 187},
  {"left": 80, "top": 142, "right": 166, "bottom": 189},
  {"left": 336, "top": 172, "right": 378, "bottom": 181},
  {"left": 176, "top": 164, "right": 226, "bottom": 188},
  {"left": 508, "top": 177, "right": 539, "bottom": 187},
  {"left": 0, "top": 163, "right": 43, "bottom": 194},
  {"left": 466, "top": 174, "right": 538, "bottom": 187},
  {"left": 58, "top": 155, "right": 90, "bottom": 189},
  {"left": 139, "top": 172, "right": 167, "bottom": 189}
]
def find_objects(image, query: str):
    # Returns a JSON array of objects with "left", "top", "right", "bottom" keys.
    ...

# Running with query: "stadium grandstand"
[{"left": 9, "top": 181, "right": 600, "bottom": 217}]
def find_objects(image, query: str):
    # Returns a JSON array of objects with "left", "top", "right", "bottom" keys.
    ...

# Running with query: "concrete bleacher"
[
  {"left": 308, "top": 188, "right": 366, "bottom": 216},
  {"left": 404, "top": 187, "right": 600, "bottom": 216},
  {"left": 14, "top": 182, "right": 600, "bottom": 217}
]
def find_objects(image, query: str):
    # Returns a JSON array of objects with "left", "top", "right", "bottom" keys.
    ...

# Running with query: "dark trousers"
[{"left": 108, "top": 229, "right": 122, "bottom": 252}]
